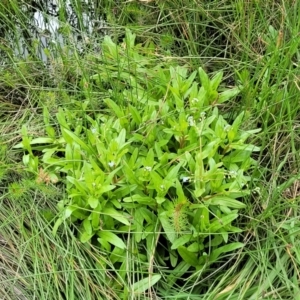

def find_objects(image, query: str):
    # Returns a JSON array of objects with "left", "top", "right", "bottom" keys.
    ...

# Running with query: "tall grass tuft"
[{"left": 1, "top": 0, "right": 300, "bottom": 299}]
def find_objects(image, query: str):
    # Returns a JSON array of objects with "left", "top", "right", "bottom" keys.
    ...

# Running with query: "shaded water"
[{"left": 1, "top": 0, "right": 109, "bottom": 64}]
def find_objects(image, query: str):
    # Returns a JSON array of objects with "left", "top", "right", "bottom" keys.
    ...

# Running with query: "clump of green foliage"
[{"left": 15, "top": 29, "right": 260, "bottom": 295}]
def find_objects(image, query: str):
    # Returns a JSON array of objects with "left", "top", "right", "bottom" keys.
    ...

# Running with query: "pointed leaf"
[
  {"left": 198, "top": 67, "right": 211, "bottom": 91},
  {"left": 98, "top": 231, "right": 126, "bottom": 249},
  {"left": 178, "top": 246, "right": 199, "bottom": 266},
  {"left": 218, "top": 87, "right": 240, "bottom": 104},
  {"left": 208, "top": 196, "right": 246, "bottom": 209},
  {"left": 171, "top": 234, "right": 192, "bottom": 250},
  {"left": 129, "top": 104, "right": 142, "bottom": 125},
  {"left": 88, "top": 196, "right": 99, "bottom": 209},
  {"left": 159, "top": 213, "right": 176, "bottom": 243},
  {"left": 103, "top": 207, "right": 130, "bottom": 225},
  {"left": 62, "top": 128, "right": 94, "bottom": 154},
  {"left": 104, "top": 98, "right": 124, "bottom": 118},
  {"left": 211, "top": 71, "right": 223, "bottom": 90},
  {"left": 210, "top": 242, "right": 244, "bottom": 262},
  {"left": 132, "top": 275, "right": 161, "bottom": 294},
  {"left": 80, "top": 231, "right": 94, "bottom": 243}
]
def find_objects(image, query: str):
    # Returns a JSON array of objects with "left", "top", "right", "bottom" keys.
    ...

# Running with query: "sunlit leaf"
[
  {"left": 98, "top": 231, "right": 126, "bottom": 249},
  {"left": 103, "top": 207, "right": 130, "bottom": 226},
  {"left": 88, "top": 196, "right": 98, "bottom": 209},
  {"left": 208, "top": 196, "right": 246, "bottom": 209},
  {"left": 171, "top": 234, "right": 192, "bottom": 250},
  {"left": 210, "top": 242, "right": 244, "bottom": 262},
  {"left": 132, "top": 274, "right": 161, "bottom": 294}
]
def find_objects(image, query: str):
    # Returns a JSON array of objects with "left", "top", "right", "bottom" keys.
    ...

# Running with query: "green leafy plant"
[{"left": 14, "top": 29, "right": 260, "bottom": 293}]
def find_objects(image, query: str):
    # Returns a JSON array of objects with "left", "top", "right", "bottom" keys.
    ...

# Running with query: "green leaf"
[
  {"left": 140, "top": 207, "right": 156, "bottom": 224},
  {"left": 187, "top": 242, "right": 204, "bottom": 252},
  {"left": 123, "top": 163, "right": 140, "bottom": 185},
  {"left": 145, "top": 148, "right": 155, "bottom": 167},
  {"left": 210, "top": 71, "right": 223, "bottom": 90},
  {"left": 21, "top": 125, "right": 32, "bottom": 153},
  {"left": 110, "top": 247, "right": 126, "bottom": 264},
  {"left": 134, "top": 208, "right": 144, "bottom": 243},
  {"left": 227, "top": 111, "right": 244, "bottom": 142},
  {"left": 83, "top": 162, "right": 94, "bottom": 191},
  {"left": 30, "top": 137, "right": 54, "bottom": 144},
  {"left": 167, "top": 261, "right": 190, "bottom": 286},
  {"left": 98, "top": 185, "right": 116, "bottom": 195},
  {"left": 210, "top": 242, "right": 244, "bottom": 262},
  {"left": 62, "top": 206, "right": 77, "bottom": 220},
  {"left": 104, "top": 98, "right": 124, "bottom": 119},
  {"left": 123, "top": 195, "right": 154, "bottom": 205},
  {"left": 62, "top": 128, "right": 94, "bottom": 154},
  {"left": 83, "top": 218, "right": 92, "bottom": 235},
  {"left": 56, "top": 108, "right": 70, "bottom": 130},
  {"left": 170, "top": 249, "right": 178, "bottom": 267},
  {"left": 127, "top": 147, "right": 139, "bottom": 169},
  {"left": 98, "top": 231, "right": 126, "bottom": 249},
  {"left": 208, "top": 196, "right": 246, "bottom": 209},
  {"left": 132, "top": 274, "right": 161, "bottom": 294},
  {"left": 91, "top": 211, "right": 100, "bottom": 229},
  {"left": 165, "top": 161, "right": 183, "bottom": 182},
  {"left": 159, "top": 213, "right": 176, "bottom": 243},
  {"left": 171, "top": 234, "right": 192, "bottom": 250},
  {"left": 125, "top": 28, "right": 136, "bottom": 49},
  {"left": 156, "top": 197, "right": 166, "bottom": 204},
  {"left": 198, "top": 67, "right": 211, "bottom": 91},
  {"left": 65, "top": 143, "right": 72, "bottom": 162},
  {"left": 52, "top": 218, "right": 63, "bottom": 236},
  {"left": 66, "top": 176, "right": 87, "bottom": 193},
  {"left": 209, "top": 213, "right": 239, "bottom": 232},
  {"left": 43, "top": 106, "right": 56, "bottom": 138},
  {"left": 151, "top": 171, "right": 164, "bottom": 192},
  {"left": 103, "top": 207, "right": 130, "bottom": 225},
  {"left": 218, "top": 87, "right": 240, "bottom": 104},
  {"left": 102, "top": 36, "right": 118, "bottom": 59},
  {"left": 175, "top": 179, "right": 186, "bottom": 202},
  {"left": 194, "top": 152, "right": 205, "bottom": 197},
  {"left": 116, "top": 128, "right": 126, "bottom": 148},
  {"left": 97, "top": 237, "right": 111, "bottom": 251},
  {"left": 178, "top": 246, "right": 199, "bottom": 266},
  {"left": 80, "top": 231, "right": 94, "bottom": 243},
  {"left": 114, "top": 184, "right": 138, "bottom": 198},
  {"left": 223, "top": 150, "right": 251, "bottom": 163},
  {"left": 22, "top": 154, "right": 30, "bottom": 165},
  {"left": 201, "top": 140, "right": 220, "bottom": 159},
  {"left": 229, "top": 143, "right": 260, "bottom": 152},
  {"left": 12, "top": 142, "right": 25, "bottom": 149},
  {"left": 129, "top": 104, "right": 142, "bottom": 125},
  {"left": 88, "top": 196, "right": 99, "bottom": 209}
]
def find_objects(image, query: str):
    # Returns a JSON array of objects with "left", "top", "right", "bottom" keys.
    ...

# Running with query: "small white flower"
[
  {"left": 228, "top": 170, "right": 237, "bottom": 178},
  {"left": 108, "top": 161, "right": 115, "bottom": 168},
  {"left": 224, "top": 125, "right": 231, "bottom": 132},
  {"left": 182, "top": 176, "right": 190, "bottom": 183},
  {"left": 91, "top": 127, "right": 97, "bottom": 134},
  {"left": 253, "top": 187, "right": 260, "bottom": 194},
  {"left": 187, "top": 116, "right": 195, "bottom": 126},
  {"left": 144, "top": 166, "right": 152, "bottom": 172},
  {"left": 199, "top": 112, "right": 206, "bottom": 122}
]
